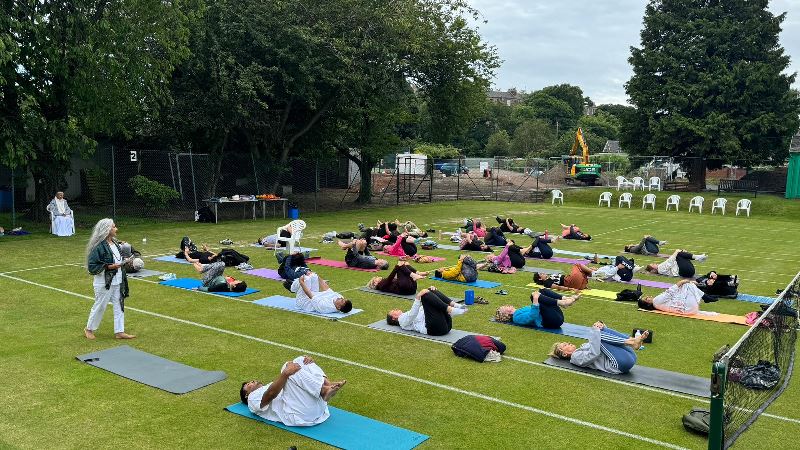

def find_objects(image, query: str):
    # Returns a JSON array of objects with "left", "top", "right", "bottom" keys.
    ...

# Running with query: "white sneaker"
[
  {"left": 484, "top": 350, "right": 502, "bottom": 363},
  {"left": 695, "top": 254, "right": 708, "bottom": 262},
  {"left": 633, "top": 265, "right": 643, "bottom": 273}
]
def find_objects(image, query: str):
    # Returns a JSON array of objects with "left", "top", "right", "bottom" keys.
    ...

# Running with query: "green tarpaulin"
[{"left": 787, "top": 153, "right": 800, "bottom": 199}]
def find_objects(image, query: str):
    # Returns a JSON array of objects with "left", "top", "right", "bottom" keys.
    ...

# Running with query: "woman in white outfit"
[
  {"left": 84, "top": 218, "right": 135, "bottom": 340},
  {"left": 46, "top": 191, "right": 75, "bottom": 236}
]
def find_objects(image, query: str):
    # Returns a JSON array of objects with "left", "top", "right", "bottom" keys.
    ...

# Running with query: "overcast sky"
[{"left": 467, "top": 0, "right": 800, "bottom": 106}]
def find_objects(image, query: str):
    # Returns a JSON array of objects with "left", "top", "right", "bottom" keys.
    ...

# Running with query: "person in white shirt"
[
  {"left": 644, "top": 249, "right": 707, "bottom": 278},
  {"left": 46, "top": 191, "right": 75, "bottom": 236},
  {"left": 638, "top": 278, "right": 719, "bottom": 315},
  {"left": 240, "top": 356, "right": 346, "bottom": 427},
  {"left": 386, "top": 286, "right": 467, "bottom": 336},
  {"left": 291, "top": 272, "right": 352, "bottom": 313}
]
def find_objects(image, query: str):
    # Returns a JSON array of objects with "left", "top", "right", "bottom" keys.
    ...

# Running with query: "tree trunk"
[
  {"left": 208, "top": 130, "right": 229, "bottom": 197},
  {"left": 356, "top": 159, "right": 373, "bottom": 204}
]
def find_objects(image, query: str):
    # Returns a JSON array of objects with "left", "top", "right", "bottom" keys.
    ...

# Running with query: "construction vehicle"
[{"left": 563, "top": 128, "right": 602, "bottom": 185}]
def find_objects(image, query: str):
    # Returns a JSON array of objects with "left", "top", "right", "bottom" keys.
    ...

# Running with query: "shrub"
[
  {"left": 414, "top": 144, "right": 461, "bottom": 159},
  {"left": 128, "top": 175, "right": 180, "bottom": 209}
]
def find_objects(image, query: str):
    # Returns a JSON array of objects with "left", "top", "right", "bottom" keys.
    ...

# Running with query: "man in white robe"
[{"left": 46, "top": 192, "right": 75, "bottom": 237}]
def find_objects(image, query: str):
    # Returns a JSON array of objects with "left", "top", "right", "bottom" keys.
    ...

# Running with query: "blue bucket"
[{"left": 288, "top": 207, "right": 299, "bottom": 219}]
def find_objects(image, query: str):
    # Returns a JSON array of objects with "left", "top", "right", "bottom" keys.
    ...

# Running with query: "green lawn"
[{"left": 1, "top": 196, "right": 798, "bottom": 449}]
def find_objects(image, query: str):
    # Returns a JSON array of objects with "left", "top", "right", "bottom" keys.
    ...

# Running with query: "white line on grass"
[
  {"left": 0, "top": 272, "right": 690, "bottom": 449},
  {"left": 592, "top": 220, "right": 661, "bottom": 237},
  {"left": 0, "top": 262, "right": 84, "bottom": 275}
]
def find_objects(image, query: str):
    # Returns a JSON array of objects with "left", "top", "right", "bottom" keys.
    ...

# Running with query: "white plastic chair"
[
  {"left": 618, "top": 192, "right": 632, "bottom": 208},
  {"left": 711, "top": 198, "right": 727, "bottom": 215},
  {"left": 616, "top": 176, "right": 633, "bottom": 190},
  {"left": 274, "top": 220, "right": 307, "bottom": 254},
  {"left": 648, "top": 176, "right": 661, "bottom": 191},
  {"left": 551, "top": 189, "right": 564, "bottom": 205},
  {"left": 688, "top": 196, "right": 704, "bottom": 214},
  {"left": 666, "top": 194, "right": 680, "bottom": 211},
  {"left": 632, "top": 176, "right": 645, "bottom": 191},
  {"left": 642, "top": 193, "right": 656, "bottom": 210},
  {"left": 598, "top": 191, "right": 612, "bottom": 207},
  {"left": 736, "top": 199, "right": 752, "bottom": 217},
  {"left": 46, "top": 204, "right": 75, "bottom": 236}
]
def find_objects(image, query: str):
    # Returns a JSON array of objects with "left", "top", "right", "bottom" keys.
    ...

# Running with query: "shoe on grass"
[{"left": 695, "top": 253, "right": 708, "bottom": 262}]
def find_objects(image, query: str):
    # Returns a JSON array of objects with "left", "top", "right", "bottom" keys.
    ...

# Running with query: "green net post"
[{"left": 708, "top": 361, "right": 727, "bottom": 449}]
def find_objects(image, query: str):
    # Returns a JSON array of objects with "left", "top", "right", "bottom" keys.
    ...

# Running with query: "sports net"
[{"left": 709, "top": 271, "right": 800, "bottom": 449}]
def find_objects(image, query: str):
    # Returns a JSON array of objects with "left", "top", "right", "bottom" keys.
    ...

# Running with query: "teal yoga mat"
[
  {"left": 430, "top": 277, "right": 501, "bottom": 289},
  {"left": 159, "top": 278, "right": 259, "bottom": 297},
  {"left": 737, "top": 293, "right": 775, "bottom": 304},
  {"left": 225, "top": 402, "right": 429, "bottom": 450},
  {"left": 253, "top": 295, "right": 363, "bottom": 319}
]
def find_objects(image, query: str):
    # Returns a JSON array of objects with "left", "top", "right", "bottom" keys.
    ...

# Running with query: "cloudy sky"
[{"left": 467, "top": 0, "right": 800, "bottom": 105}]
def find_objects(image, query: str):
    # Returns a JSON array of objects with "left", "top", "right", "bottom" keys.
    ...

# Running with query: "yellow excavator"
[{"left": 563, "top": 128, "right": 601, "bottom": 185}]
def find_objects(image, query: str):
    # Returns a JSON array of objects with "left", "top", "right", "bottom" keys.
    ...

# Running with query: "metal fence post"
[
  {"left": 456, "top": 159, "right": 460, "bottom": 201},
  {"left": 396, "top": 156, "right": 400, "bottom": 205},
  {"left": 189, "top": 147, "right": 198, "bottom": 212},
  {"left": 11, "top": 166, "right": 15, "bottom": 228},
  {"left": 111, "top": 145, "right": 117, "bottom": 220}
]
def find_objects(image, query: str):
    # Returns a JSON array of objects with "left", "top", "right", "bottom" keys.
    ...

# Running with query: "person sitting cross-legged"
[
  {"left": 291, "top": 272, "right": 353, "bottom": 314},
  {"left": 240, "top": 355, "right": 346, "bottom": 427}
]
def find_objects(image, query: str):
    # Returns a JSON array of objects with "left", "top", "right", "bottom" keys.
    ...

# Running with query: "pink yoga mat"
[
  {"left": 376, "top": 252, "right": 446, "bottom": 262},
  {"left": 306, "top": 258, "right": 379, "bottom": 272},
  {"left": 243, "top": 268, "right": 284, "bottom": 281}
]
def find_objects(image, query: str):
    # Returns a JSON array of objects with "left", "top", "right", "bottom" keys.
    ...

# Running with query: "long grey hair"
[{"left": 86, "top": 218, "right": 115, "bottom": 264}]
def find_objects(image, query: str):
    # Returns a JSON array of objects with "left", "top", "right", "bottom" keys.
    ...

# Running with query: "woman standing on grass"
[{"left": 84, "top": 218, "right": 135, "bottom": 340}]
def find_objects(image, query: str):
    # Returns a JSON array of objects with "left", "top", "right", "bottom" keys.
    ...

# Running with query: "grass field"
[{"left": 1, "top": 195, "right": 799, "bottom": 449}]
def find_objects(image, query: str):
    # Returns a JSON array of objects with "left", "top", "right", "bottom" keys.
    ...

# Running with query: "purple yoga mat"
[
  {"left": 629, "top": 278, "right": 673, "bottom": 289},
  {"left": 306, "top": 258, "right": 379, "bottom": 272},
  {"left": 243, "top": 268, "right": 284, "bottom": 281}
]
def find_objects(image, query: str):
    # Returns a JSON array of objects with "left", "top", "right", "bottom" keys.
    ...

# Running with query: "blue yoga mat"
[
  {"left": 737, "top": 293, "right": 775, "bottom": 304},
  {"left": 153, "top": 255, "right": 192, "bottom": 264},
  {"left": 552, "top": 248, "right": 614, "bottom": 259},
  {"left": 225, "top": 402, "right": 428, "bottom": 450},
  {"left": 492, "top": 319, "right": 593, "bottom": 339},
  {"left": 430, "top": 277, "right": 501, "bottom": 289},
  {"left": 159, "top": 278, "right": 259, "bottom": 297},
  {"left": 253, "top": 295, "right": 363, "bottom": 318}
]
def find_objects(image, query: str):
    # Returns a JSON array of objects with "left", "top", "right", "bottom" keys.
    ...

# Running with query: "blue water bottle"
[{"left": 464, "top": 289, "right": 475, "bottom": 305}]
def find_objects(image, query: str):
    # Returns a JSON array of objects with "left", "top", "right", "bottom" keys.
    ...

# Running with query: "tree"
[
  {"left": 523, "top": 92, "right": 578, "bottom": 133},
  {"left": 578, "top": 110, "right": 621, "bottom": 144},
  {"left": 1, "top": 0, "right": 195, "bottom": 220},
  {"left": 538, "top": 84, "right": 586, "bottom": 118},
  {"left": 485, "top": 130, "right": 511, "bottom": 156},
  {"left": 626, "top": 0, "right": 800, "bottom": 166},
  {"left": 511, "top": 120, "right": 555, "bottom": 157}
]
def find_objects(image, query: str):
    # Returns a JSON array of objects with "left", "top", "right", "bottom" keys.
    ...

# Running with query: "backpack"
[
  {"left": 617, "top": 284, "right": 643, "bottom": 302},
  {"left": 682, "top": 407, "right": 710, "bottom": 435},
  {"left": 197, "top": 206, "right": 216, "bottom": 223}
]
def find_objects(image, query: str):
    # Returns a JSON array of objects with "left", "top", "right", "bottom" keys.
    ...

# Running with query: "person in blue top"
[
  {"left": 493, "top": 289, "right": 579, "bottom": 329},
  {"left": 550, "top": 322, "right": 649, "bottom": 374}
]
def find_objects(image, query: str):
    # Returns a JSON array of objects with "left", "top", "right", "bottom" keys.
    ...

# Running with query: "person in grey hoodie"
[{"left": 549, "top": 322, "right": 649, "bottom": 374}]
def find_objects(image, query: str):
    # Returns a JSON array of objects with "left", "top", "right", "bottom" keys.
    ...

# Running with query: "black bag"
[
  {"left": 197, "top": 206, "right": 216, "bottom": 223},
  {"left": 617, "top": 284, "right": 643, "bottom": 302},
  {"left": 682, "top": 407, "right": 710, "bottom": 435}
]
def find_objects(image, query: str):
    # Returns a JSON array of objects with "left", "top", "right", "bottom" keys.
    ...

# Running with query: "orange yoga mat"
[{"left": 638, "top": 309, "right": 749, "bottom": 325}]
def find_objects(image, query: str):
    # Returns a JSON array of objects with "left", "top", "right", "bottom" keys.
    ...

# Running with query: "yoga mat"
[
  {"left": 624, "top": 251, "right": 669, "bottom": 258},
  {"left": 306, "top": 258, "right": 379, "bottom": 272},
  {"left": 153, "top": 255, "right": 192, "bottom": 264},
  {"left": 638, "top": 309, "right": 749, "bottom": 325},
  {"left": 430, "top": 277, "right": 501, "bottom": 289},
  {"left": 552, "top": 249, "right": 615, "bottom": 259},
  {"left": 253, "top": 295, "right": 363, "bottom": 319},
  {"left": 367, "top": 320, "right": 481, "bottom": 344},
  {"left": 358, "top": 287, "right": 461, "bottom": 303},
  {"left": 76, "top": 345, "right": 226, "bottom": 394},
  {"left": 580, "top": 288, "right": 619, "bottom": 300},
  {"left": 543, "top": 357, "right": 710, "bottom": 398},
  {"left": 126, "top": 269, "right": 165, "bottom": 278},
  {"left": 250, "top": 244, "right": 318, "bottom": 253},
  {"left": 492, "top": 319, "right": 593, "bottom": 339},
  {"left": 159, "top": 278, "right": 259, "bottom": 297},
  {"left": 243, "top": 268, "right": 283, "bottom": 281},
  {"left": 548, "top": 256, "right": 589, "bottom": 265},
  {"left": 224, "top": 402, "right": 428, "bottom": 450},
  {"left": 737, "top": 293, "right": 775, "bottom": 305},
  {"left": 521, "top": 266, "right": 563, "bottom": 275},
  {"left": 629, "top": 278, "right": 673, "bottom": 289},
  {"left": 376, "top": 252, "right": 446, "bottom": 262},
  {"left": 436, "top": 244, "right": 492, "bottom": 252}
]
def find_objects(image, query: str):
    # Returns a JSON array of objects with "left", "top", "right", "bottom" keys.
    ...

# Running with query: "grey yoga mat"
[
  {"left": 543, "top": 357, "right": 710, "bottom": 398},
  {"left": 126, "top": 269, "right": 165, "bottom": 278},
  {"left": 76, "top": 346, "right": 227, "bottom": 394},
  {"left": 368, "top": 320, "right": 484, "bottom": 344},
  {"left": 358, "top": 287, "right": 462, "bottom": 303}
]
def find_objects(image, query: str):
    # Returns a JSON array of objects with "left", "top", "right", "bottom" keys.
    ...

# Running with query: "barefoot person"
[
  {"left": 184, "top": 248, "right": 248, "bottom": 293},
  {"left": 638, "top": 278, "right": 720, "bottom": 315},
  {"left": 292, "top": 272, "right": 353, "bottom": 314},
  {"left": 240, "top": 356, "right": 346, "bottom": 426},
  {"left": 367, "top": 261, "right": 428, "bottom": 295},
  {"left": 494, "top": 289, "right": 579, "bottom": 329},
  {"left": 550, "top": 322, "right": 648, "bottom": 374},
  {"left": 386, "top": 286, "right": 467, "bottom": 336},
  {"left": 84, "top": 219, "right": 135, "bottom": 340},
  {"left": 644, "top": 249, "right": 707, "bottom": 278}
]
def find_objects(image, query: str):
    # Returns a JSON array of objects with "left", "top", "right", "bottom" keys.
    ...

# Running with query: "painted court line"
[{"left": 0, "top": 273, "right": 690, "bottom": 449}]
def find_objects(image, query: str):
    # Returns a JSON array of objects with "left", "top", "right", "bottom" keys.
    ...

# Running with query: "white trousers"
[
  {"left": 86, "top": 284, "right": 124, "bottom": 333},
  {"left": 278, "top": 356, "right": 330, "bottom": 426},
  {"left": 52, "top": 215, "right": 75, "bottom": 237}
]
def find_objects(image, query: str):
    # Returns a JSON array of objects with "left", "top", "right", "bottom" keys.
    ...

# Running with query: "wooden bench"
[{"left": 718, "top": 179, "right": 758, "bottom": 197}]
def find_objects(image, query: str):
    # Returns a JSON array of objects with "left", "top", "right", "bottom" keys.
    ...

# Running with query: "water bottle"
[{"left": 142, "top": 237, "right": 147, "bottom": 245}]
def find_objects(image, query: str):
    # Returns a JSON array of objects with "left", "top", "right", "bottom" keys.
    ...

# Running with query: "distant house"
[
  {"left": 602, "top": 140, "right": 622, "bottom": 153},
  {"left": 487, "top": 89, "right": 523, "bottom": 106},
  {"left": 583, "top": 105, "right": 597, "bottom": 116},
  {"left": 791, "top": 129, "right": 800, "bottom": 153}
]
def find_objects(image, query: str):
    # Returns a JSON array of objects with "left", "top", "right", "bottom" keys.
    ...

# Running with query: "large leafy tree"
[
  {"left": 626, "top": 0, "right": 800, "bottom": 166},
  {"left": 1, "top": 0, "right": 195, "bottom": 219}
]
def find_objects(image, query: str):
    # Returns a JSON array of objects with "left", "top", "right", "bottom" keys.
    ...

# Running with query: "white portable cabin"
[{"left": 396, "top": 153, "right": 429, "bottom": 175}]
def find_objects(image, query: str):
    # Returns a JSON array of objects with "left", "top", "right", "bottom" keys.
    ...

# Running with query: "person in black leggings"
[
  {"left": 521, "top": 236, "right": 556, "bottom": 259},
  {"left": 367, "top": 262, "right": 428, "bottom": 295},
  {"left": 460, "top": 232, "right": 492, "bottom": 252},
  {"left": 506, "top": 241, "right": 526, "bottom": 268},
  {"left": 484, "top": 227, "right": 507, "bottom": 247},
  {"left": 695, "top": 271, "right": 739, "bottom": 297},
  {"left": 386, "top": 287, "right": 467, "bottom": 336},
  {"left": 645, "top": 249, "right": 707, "bottom": 278},
  {"left": 494, "top": 288, "right": 579, "bottom": 329},
  {"left": 624, "top": 235, "right": 667, "bottom": 255}
]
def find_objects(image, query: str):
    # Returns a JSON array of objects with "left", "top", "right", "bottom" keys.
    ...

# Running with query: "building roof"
[
  {"left": 791, "top": 130, "right": 800, "bottom": 153},
  {"left": 603, "top": 140, "right": 622, "bottom": 153}
]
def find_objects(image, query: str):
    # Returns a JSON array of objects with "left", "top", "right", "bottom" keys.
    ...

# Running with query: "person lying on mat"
[
  {"left": 644, "top": 249, "right": 707, "bottom": 278},
  {"left": 367, "top": 261, "right": 428, "bottom": 295},
  {"left": 624, "top": 235, "right": 667, "bottom": 256},
  {"left": 460, "top": 231, "right": 493, "bottom": 252},
  {"left": 178, "top": 236, "right": 219, "bottom": 263},
  {"left": 338, "top": 239, "right": 389, "bottom": 270},
  {"left": 292, "top": 272, "right": 353, "bottom": 314},
  {"left": 434, "top": 254, "right": 479, "bottom": 283},
  {"left": 638, "top": 278, "right": 719, "bottom": 315},
  {"left": 257, "top": 221, "right": 297, "bottom": 248},
  {"left": 241, "top": 355, "right": 346, "bottom": 427},
  {"left": 532, "top": 263, "right": 598, "bottom": 292},
  {"left": 494, "top": 289, "right": 579, "bottom": 329},
  {"left": 560, "top": 223, "right": 591, "bottom": 241},
  {"left": 184, "top": 248, "right": 248, "bottom": 293},
  {"left": 359, "top": 220, "right": 400, "bottom": 243},
  {"left": 477, "top": 241, "right": 524, "bottom": 274},
  {"left": 386, "top": 286, "right": 467, "bottom": 336},
  {"left": 550, "top": 322, "right": 649, "bottom": 374},
  {"left": 384, "top": 232, "right": 420, "bottom": 258},
  {"left": 464, "top": 218, "right": 487, "bottom": 237},
  {"left": 277, "top": 251, "right": 311, "bottom": 290},
  {"left": 495, "top": 216, "right": 538, "bottom": 238},
  {"left": 520, "top": 235, "right": 559, "bottom": 260},
  {"left": 695, "top": 271, "right": 739, "bottom": 297},
  {"left": 589, "top": 255, "right": 638, "bottom": 282}
]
